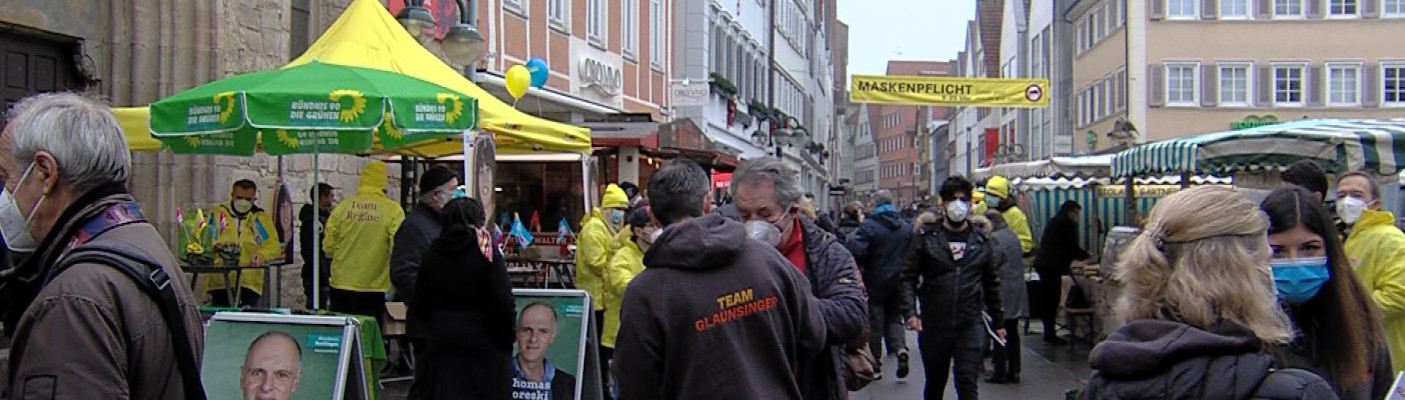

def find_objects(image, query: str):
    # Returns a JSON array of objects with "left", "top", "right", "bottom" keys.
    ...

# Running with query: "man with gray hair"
[
  {"left": 731, "top": 157, "right": 869, "bottom": 398},
  {"left": 615, "top": 159, "right": 826, "bottom": 399},
  {"left": 0, "top": 92, "right": 205, "bottom": 399}
]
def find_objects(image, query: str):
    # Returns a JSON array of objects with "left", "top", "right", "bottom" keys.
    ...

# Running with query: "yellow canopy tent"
[{"left": 114, "top": 0, "right": 589, "bottom": 156}]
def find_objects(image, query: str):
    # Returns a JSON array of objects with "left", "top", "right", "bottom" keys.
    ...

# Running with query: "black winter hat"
[{"left": 419, "top": 166, "right": 459, "bottom": 192}]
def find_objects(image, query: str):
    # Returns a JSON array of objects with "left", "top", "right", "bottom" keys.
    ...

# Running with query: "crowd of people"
[{"left": 1, "top": 91, "right": 1404, "bottom": 400}]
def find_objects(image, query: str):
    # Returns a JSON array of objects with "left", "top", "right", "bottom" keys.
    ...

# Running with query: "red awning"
[{"left": 713, "top": 172, "right": 732, "bottom": 190}]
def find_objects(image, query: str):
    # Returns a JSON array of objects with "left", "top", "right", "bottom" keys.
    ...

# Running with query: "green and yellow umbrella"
[{"left": 149, "top": 60, "right": 477, "bottom": 155}]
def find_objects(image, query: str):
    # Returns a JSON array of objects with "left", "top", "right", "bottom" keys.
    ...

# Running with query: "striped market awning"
[{"left": 1111, "top": 119, "right": 1405, "bottom": 178}]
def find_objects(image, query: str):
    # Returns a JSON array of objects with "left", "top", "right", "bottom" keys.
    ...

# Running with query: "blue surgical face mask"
[
  {"left": 985, "top": 196, "right": 1000, "bottom": 209},
  {"left": 1270, "top": 256, "right": 1330, "bottom": 304},
  {"left": 609, "top": 209, "right": 625, "bottom": 225}
]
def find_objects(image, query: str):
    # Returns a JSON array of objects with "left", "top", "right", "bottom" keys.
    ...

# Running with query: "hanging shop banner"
[{"left": 849, "top": 74, "right": 1050, "bottom": 107}]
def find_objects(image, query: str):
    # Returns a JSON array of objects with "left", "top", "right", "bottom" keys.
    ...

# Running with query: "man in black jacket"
[
  {"left": 300, "top": 183, "right": 334, "bottom": 309},
  {"left": 615, "top": 159, "right": 826, "bottom": 400},
  {"left": 733, "top": 157, "right": 868, "bottom": 400},
  {"left": 902, "top": 176, "right": 1004, "bottom": 400},
  {"left": 848, "top": 189, "right": 913, "bottom": 379},
  {"left": 1031, "top": 200, "right": 1089, "bottom": 344},
  {"left": 389, "top": 166, "right": 458, "bottom": 400}
]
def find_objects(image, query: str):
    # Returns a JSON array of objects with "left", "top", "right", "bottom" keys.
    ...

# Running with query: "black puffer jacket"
[
  {"left": 391, "top": 203, "right": 441, "bottom": 338},
  {"left": 797, "top": 216, "right": 869, "bottom": 400},
  {"left": 1084, "top": 319, "right": 1338, "bottom": 400},
  {"left": 848, "top": 210, "right": 911, "bottom": 302},
  {"left": 901, "top": 212, "right": 1003, "bottom": 330}
]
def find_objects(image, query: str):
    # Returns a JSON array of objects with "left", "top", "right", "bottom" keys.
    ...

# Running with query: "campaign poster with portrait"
[
  {"left": 511, "top": 289, "right": 594, "bottom": 400},
  {"left": 201, "top": 313, "right": 368, "bottom": 400}
]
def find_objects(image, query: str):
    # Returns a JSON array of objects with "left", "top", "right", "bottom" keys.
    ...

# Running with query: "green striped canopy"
[{"left": 1111, "top": 119, "right": 1405, "bottom": 177}]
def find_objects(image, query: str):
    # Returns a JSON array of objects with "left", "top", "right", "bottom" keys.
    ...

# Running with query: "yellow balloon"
[{"left": 506, "top": 65, "right": 531, "bottom": 100}]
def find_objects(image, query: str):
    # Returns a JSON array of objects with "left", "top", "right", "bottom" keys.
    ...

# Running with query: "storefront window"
[{"left": 495, "top": 162, "right": 585, "bottom": 232}]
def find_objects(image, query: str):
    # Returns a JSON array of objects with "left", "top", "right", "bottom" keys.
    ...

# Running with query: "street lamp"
[
  {"left": 751, "top": 115, "right": 807, "bottom": 158},
  {"left": 398, "top": 0, "right": 487, "bottom": 66},
  {"left": 396, "top": 1, "right": 436, "bottom": 40}
]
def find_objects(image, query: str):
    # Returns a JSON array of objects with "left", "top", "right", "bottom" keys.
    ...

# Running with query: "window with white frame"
[
  {"left": 1095, "top": 81, "right": 1105, "bottom": 118},
  {"left": 1168, "top": 0, "right": 1199, "bottom": 17},
  {"left": 505, "top": 0, "right": 526, "bottom": 16},
  {"left": 1274, "top": 65, "right": 1305, "bottom": 105},
  {"left": 1219, "top": 64, "right": 1251, "bottom": 106},
  {"left": 1221, "top": 0, "right": 1250, "bottom": 17},
  {"left": 1387, "top": 0, "right": 1405, "bottom": 15},
  {"left": 1275, "top": 0, "right": 1304, "bottom": 16},
  {"left": 588, "top": 0, "right": 606, "bottom": 46},
  {"left": 1076, "top": 20, "right": 1087, "bottom": 53},
  {"left": 1385, "top": 64, "right": 1405, "bottom": 104},
  {"left": 1095, "top": 6, "right": 1105, "bottom": 39},
  {"left": 1329, "top": 0, "right": 1359, "bottom": 15},
  {"left": 651, "top": 0, "right": 663, "bottom": 68},
  {"left": 548, "top": 0, "right": 567, "bottom": 29},
  {"left": 1118, "top": 69, "right": 1128, "bottom": 109},
  {"left": 1107, "top": 1, "right": 1120, "bottom": 29},
  {"left": 1327, "top": 63, "right": 1361, "bottom": 105},
  {"left": 1166, "top": 63, "right": 1199, "bottom": 105},
  {"left": 622, "top": 0, "right": 637, "bottom": 58}
]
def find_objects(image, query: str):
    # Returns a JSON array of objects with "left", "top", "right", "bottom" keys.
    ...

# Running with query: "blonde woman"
[{"left": 1081, "top": 186, "right": 1336, "bottom": 400}]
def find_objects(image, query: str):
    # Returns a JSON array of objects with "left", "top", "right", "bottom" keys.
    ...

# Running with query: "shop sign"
[
  {"left": 1096, "top": 184, "right": 1227, "bottom": 198},
  {"left": 579, "top": 57, "right": 623, "bottom": 96},
  {"left": 1230, "top": 115, "right": 1281, "bottom": 130},
  {"left": 1054, "top": 135, "right": 1073, "bottom": 155},
  {"left": 671, "top": 81, "right": 710, "bottom": 107}
]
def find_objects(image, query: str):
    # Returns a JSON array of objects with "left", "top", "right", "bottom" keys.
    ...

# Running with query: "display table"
[
  {"left": 183, "top": 261, "right": 287, "bottom": 307},
  {"left": 504, "top": 256, "right": 575, "bottom": 288}
]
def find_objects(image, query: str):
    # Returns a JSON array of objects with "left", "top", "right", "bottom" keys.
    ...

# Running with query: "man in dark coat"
[
  {"left": 902, "top": 176, "right": 1004, "bottom": 400},
  {"left": 300, "top": 183, "right": 334, "bottom": 309},
  {"left": 847, "top": 190, "right": 913, "bottom": 378},
  {"left": 1030, "top": 200, "right": 1089, "bottom": 344},
  {"left": 389, "top": 165, "right": 459, "bottom": 399},
  {"left": 733, "top": 157, "right": 868, "bottom": 400},
  {"left": 615, "top": 159, "right": 826, "bottom": 400}
]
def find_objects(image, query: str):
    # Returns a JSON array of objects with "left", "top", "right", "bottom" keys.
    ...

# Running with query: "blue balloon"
[{"left": 526, "top": 58, "right": 549, "bottom": 88}]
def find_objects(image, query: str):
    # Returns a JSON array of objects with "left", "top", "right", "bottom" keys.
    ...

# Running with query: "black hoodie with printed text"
[{"left": 614, "top": 213, "right": 828, "bottom": 400}]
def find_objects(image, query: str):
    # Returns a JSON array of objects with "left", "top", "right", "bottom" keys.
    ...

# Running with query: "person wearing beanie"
[
  {"left": 323, "top": 161, "right": 406, "bottom": 320},
  {"left": 984, "top": 176, "right": 1034, "bottom": 254},
  {"left": 575, "top": 184, "right": 629, "bottom": 386},
  {"left": 390, "top": 165, "right": 460, "bottom": 399}
]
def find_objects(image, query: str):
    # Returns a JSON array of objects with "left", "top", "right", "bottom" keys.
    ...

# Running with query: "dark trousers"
[
  {"left": 1036, "top": 269, "right": 1064, "bottom": 338},
  {"left": 330, "top": 288, "right": 386, "bottom": 321},
  {"left": 595, "top": 310, "right": 610, "bottom": 398},
  {"left": 919, "top": 323, "right": 984, "bottom": 400},
  {"left": 406, "top": 338, "right": 431, "bottom": 400},
  {"left": 208, "top": 288, "right": 261, "bottom": 308},
  {"left": 301, "top": 258, "right": 331, "bottom": 309},
  {"left": 991, "top": 319, "right": 1021, "bottom": 379},
  {"left": 868, "top": 295, "right": 908, "bottom": 357}
]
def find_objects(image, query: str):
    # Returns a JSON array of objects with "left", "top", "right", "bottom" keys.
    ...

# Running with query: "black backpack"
[{"left": 48, "top": 240, "right": 208, "bottom": 399}]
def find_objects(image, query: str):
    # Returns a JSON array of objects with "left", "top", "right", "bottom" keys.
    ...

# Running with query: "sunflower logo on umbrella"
[
  {"left": 213, "top": 91, "right": 237, "bottom": 124},
  {"left": 438, "top": 93, "right": 464, "bottom": 124},
  {"left": 329, "top": 89, "right": 367, "bottom": 123},
  {"left": 275, "top": 129, "right": 299, "bottom": 148}
]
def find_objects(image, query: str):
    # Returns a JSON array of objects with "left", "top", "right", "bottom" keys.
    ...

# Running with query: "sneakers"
[{"left": 896, "top": 350, "right": 910, "bottom": 379}]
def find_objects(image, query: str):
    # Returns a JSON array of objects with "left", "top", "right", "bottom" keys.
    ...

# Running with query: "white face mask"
[
  {"left": 0, "top": 163, "right": 41, "bottom": 253},
  {"left": 232, "top": 199, "right": 254, "bottom": 214},
  {"left": 946, "top": 200, "right": 971, "bottom": 223},
  {"left": 648, "top": 228, "right": 663, "bottom": 243},
  {"left": 1338, "top": 196, "right": 1369, "bottom": 225},
  {"left": 745, "top": 219, "right": 782, "bottom": 247}
]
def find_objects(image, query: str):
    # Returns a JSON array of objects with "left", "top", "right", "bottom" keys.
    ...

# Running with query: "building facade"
[
  {"left": 848, "top": 105, "right": 879, "bottom": 197},
  {"left": 950, "top": 1, "right": 1007, "bottom": 177},
  {"left": 1068, "top": 0, "right": 1405, "bottom": 152},
  {"left": 870, "top": 60, "right": 947, "bottom": 205}
]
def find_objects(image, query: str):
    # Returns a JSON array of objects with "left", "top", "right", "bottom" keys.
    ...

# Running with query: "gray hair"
[
  {"left": 732, "top": 157, "right": 802, "bottom": 208},
  {"left": 5, "top": 93, "right": 131, "bottom": 193},
  {"left": 872, "top": 190, "right": 894, "bottom": 206}
]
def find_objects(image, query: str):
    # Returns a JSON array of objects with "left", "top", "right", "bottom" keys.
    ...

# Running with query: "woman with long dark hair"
[
  {"left": 1261, "top": 186, "right": 1391, "bottom": 400},
  {"left": 410, "top": 197, "right": 516, "bottom": 399}
]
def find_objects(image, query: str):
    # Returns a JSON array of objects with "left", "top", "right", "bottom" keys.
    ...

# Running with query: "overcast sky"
[{"left": 838, "top": 0, "right": 976, "bottom": 80}]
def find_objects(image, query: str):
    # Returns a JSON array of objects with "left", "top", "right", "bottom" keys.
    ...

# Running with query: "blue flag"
[
  {"left": 556, "top": 219, "right": 571, "bottom": 241},
  {"left": 510, "top": 213, "right": 534, "bottom": 249}
]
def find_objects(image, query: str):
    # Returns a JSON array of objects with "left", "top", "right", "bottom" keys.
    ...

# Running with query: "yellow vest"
[
  {"left": 201, "top": 203, "right": 282, "bottom": 295},
  {"left": 1345, "top": 209, "right": 1405, "bottom": 374}
]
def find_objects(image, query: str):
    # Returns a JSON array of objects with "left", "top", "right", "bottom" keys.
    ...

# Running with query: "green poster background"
[
  {"left": 202, "top": 319, "right": 351, "bottom": 400},
  {"left": 513, "top": 294, "right": 589, "bottom": 379}
]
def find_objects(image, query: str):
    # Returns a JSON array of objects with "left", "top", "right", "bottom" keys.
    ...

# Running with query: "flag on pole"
[
  {"left": 176, "top": 208, "right": 184, "bottom": 225},
  {"left": 253, "top": 217, "right": 270, "bottom": 245},
  {"left": 510, "top": 213, "right": 534, "bottom": 249},
  {"left": 556, "top": 218, "right": 572, "bottom": 241},
  {"left": 529, "top": 210, "right": 542, "bottom": 232}
]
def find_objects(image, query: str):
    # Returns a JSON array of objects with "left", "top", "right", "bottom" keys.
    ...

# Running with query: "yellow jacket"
[
  {"left": 1344, "top": 209, "right": 1405, "bottom": 374},
  {"left": 603, "top": 237, "right": 645, "bottom": 348},
  {"left": 575, "top": 209, "right": 616, "bottom": 311},
  {"left": 324, "top": 162, "right": 406, "bottom": 292},
  {"left": 203, "top": 203, "right": 282, "bottom": 294},
  {"left": 1002, "top": 206, "right": 1035, "bottom": 253}
]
